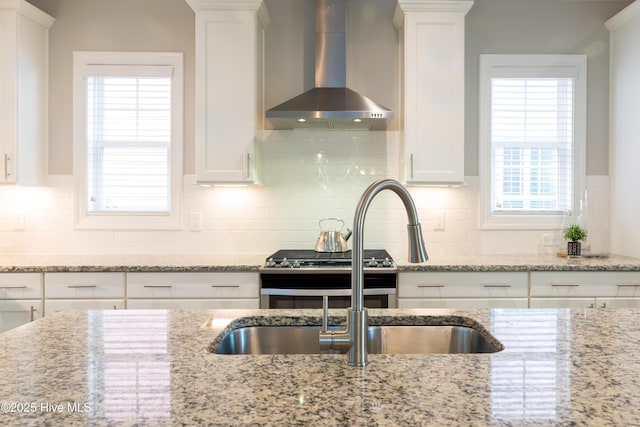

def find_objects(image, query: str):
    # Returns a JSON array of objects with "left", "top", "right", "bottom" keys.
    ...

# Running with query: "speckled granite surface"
[
  {"left": 1, "top": 253, "right": 640, "bottom": 272},
  {"left": 0, "top": 254, "right": 264, "bottom": 272},
  {"left": 397, "top": 253, "right": 640, "bottom": 271},
  {"left": 1, "top": 307, "right": 640, "bottom": 426}
]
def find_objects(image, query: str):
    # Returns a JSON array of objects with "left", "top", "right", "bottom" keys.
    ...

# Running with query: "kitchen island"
[{"left": 1, "top": 307, "right": 639, "bottom": 426}]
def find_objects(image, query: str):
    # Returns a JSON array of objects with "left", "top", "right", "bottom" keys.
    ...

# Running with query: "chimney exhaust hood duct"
[{"left": 266, "top": 0, "right": 393, "bottom": 130}]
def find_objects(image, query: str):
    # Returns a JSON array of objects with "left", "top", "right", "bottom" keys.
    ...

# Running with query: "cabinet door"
[
  {"left": 44, "top": 299, "right": 125, "bottom": 315},
  {"left": 44, "top": 272, "right": 125, "bottom": 298},
  {"left": 396, "top": 2, "right": 471, "bottom": 184},
  {"left": 398, "top": 298, "right": 528, "bottom": 309},
  {"left": 0, "top": 299, "right": 42, "bottom": 332},
  {"left": 191, "top": 5, "right": 267, "bottom": 184},
  {"left": 596, "top": 298, "right": 640, "bottom": 309},
  {"left": 0, "top": 4, "right": 53, "bottom": 185},
  {"left": 530, "top": 298, "right": 595, "bottom": 309}
]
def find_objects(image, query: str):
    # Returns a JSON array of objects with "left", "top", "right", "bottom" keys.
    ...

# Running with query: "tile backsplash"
[{"left": 0, "top": 130, "right": 609, "bottom": 259}]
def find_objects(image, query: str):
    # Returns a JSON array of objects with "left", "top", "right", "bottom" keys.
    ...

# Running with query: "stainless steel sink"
[{"left": 211, "top": 325, "right": 502, "bottom": 355}]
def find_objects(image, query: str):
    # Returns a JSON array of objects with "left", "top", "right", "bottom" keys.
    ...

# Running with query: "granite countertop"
[
  {"left": 1, "top": 253, "right": 640, "bottom": 272},
  {"left": 1, "top": 307, "right": 640, "bottom": 426}
]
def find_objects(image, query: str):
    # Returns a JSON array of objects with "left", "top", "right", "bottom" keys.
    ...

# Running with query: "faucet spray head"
[{"left": 407, "top": 223, "right": 428, "bottom": 263}]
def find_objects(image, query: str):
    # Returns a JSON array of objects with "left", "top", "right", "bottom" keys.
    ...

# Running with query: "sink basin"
[{"left": 211, "top": 324, "right": 502, "bottom": 355}]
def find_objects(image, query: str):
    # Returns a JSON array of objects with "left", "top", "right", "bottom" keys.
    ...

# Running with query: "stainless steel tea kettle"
[{"left": 314, "top": 218, "right": 352, "bottom": 252}]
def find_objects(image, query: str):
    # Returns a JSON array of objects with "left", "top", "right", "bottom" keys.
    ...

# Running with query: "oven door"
[
  {"left": 259, "top": 271, "right": 397, "bottom": 309},
  {"left": 260, "top": 288, "right": 396, "bottom": 309}
]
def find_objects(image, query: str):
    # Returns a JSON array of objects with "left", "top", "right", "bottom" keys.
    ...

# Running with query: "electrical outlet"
[
  {"left": 189, "top": 211, "right": 203, "bottom": 231},
  {"left": 433, "top": 209, "right": 445, "bottom": 231},
  {"left": 13, "top": 211, "right": 25, "bottom": 231}
]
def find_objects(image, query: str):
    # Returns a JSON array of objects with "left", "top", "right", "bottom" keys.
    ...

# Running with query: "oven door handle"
[{"left": 260, "top": 288, "right": 396, "bottom": 297}]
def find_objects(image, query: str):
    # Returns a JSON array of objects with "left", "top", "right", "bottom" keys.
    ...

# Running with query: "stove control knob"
[
  {"left": 280, "top": 257, "right": 290, "bottom": 268},
  {"left": 382, "top": 257, "right": 392, "bottom": 268},
  {"left": 367, "top": 257, "right": 378, "bottom": 267},
  {"left": 292, "top": 260, "right": 301, "bottom": 268},
  {"left": 265, "top": 257, "right": 276, "bottom": 268}
]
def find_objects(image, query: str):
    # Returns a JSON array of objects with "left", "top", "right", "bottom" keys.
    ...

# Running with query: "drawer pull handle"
[
  {"left": 0, "top": 285, "right": 28, "bottom": 289},
  {"left": 550, "top": 283, "right": 580, "bottom": 287},
  {"left": 211, "top": 285, "right": 240, "bottom": 288},
  {"left": 143, "top": 285, "right": 174, "bottom": 289},
  {"left": 31, "top": 306, "right": 36, "bottom": 321},
  {"left": 417, "top": 284, "right": 445, "bottom": 288},
  {"left": 483, "top": 284, "right": 511, "bottom": 288},
  {"left": 67, "top": 284, "right": 97, "bottom": 288},
  {"left": 617, "top": 283, "right": 640, "bottom": 287}
]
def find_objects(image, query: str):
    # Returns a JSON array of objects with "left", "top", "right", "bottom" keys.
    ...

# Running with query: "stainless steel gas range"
[{"left": 259, "top": 249, "right": 397, "bottom": 309}]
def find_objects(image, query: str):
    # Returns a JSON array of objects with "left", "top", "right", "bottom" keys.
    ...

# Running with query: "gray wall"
[
  {"left": 27, "top": 0, "right": 195, "bottom": 175},
  {"left": 28, "top": 0, "right": 630, "bottom": 176},
  {"left": 464, "top": 0, "right": 630, "bottom": 176}
]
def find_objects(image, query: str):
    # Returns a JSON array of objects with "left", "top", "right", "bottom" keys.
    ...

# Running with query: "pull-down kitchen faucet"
[{"left": 319, "top": 179, "right": 428, "bottom": 366}]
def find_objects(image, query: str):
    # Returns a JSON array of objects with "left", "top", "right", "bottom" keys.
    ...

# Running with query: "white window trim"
[
  {"left": 478, "top": 54, "right": 586, "bottom": 230},
  {"left": 73, "top": 51, "right": 183, "bottom": 230}
]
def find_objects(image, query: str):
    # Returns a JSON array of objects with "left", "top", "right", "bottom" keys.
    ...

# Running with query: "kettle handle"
[{"left": 318, "top": 217, "right": 345, "bottom": 231}]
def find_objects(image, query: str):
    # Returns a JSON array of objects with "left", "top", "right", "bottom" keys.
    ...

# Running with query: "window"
[
  {"left": 73, "top": 52, "right": 183, "bottom": 229},
  {"left": 479, "top": 55, "right": 586, "bottom": 229}
]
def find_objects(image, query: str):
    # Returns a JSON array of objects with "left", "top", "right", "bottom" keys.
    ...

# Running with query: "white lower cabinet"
[
  {"left": 44, "top": 272, "right": 125, "bottom": 315},
  {"left": 0, "top": 299, "right": 43, "bottom": 332},
  {"left": 398, "top": 271, "right": 528, "bottom": 309},
  {"left": 0, "top": 273, "right": 43, "bottom": 332},
  {"left": 126, "top": 272, "right": 260, "bottom": 309},
  {"left": 530, "top": 271, "right": 640, "bottom": 308}
]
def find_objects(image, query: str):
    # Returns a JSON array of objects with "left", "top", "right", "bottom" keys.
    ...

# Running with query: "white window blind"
[
  {"left": 85, "top": 66, "right": 172, "bottom": 214},
  {"left": 479, "top": 55, "right": 586, "bottom": 229},
  {"left": 491, "top": 77, "right": 574, "bottom": 215}
]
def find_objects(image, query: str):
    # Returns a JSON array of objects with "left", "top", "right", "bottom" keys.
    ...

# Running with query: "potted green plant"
[{"left": 563, "top": 224, "right": 588, "bottom": 257}]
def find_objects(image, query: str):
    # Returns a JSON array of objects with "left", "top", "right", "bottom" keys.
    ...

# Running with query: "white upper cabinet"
[
  {"left": 394, "top": 1, "right": 472, "bottom": 185},
  {"left": 0, "top": 0, "right": 53, "bottom": 185},
  {"left": 186, "top": 0, "right": 269, "bottom": 184}
]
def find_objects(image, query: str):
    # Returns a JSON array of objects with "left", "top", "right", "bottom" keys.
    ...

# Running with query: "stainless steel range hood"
[{"left": 266, "top": 0, "right": 393, "bottom": 130}]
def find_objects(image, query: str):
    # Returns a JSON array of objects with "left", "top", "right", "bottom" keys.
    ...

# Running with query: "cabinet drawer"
[
  {"left": 0, "top": 273, "right": 42, "bottom": 299},
  {"left": 398, "top": 298, "right": 528, "bottom": 309},
  {"left": 398, "top": 272, "right": 528, "bottom": 298},
  {"left": 127, "top": 299, "right": 259, "bottom": 310},
  {"left": 45, "top": 273, "right": 125, "bottom": 298},
  {"left": 530, "top": 271, "right": 640, "bottom": 297},
  {"left": 127, "top": 272, "right": 259, "bottom": 299}
]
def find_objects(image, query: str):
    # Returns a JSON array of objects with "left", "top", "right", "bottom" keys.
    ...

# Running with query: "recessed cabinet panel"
[
  {"left": 189, "top": 1, "right": 268, "bottom": 184},
  {"left": 45, "top": 299, "right": 124, "bottom": 315},
  {"left": 395, "top": 1, "right": 472, "bottom": 185},
  {"left": 530, "top": 298, "right": 595, "bottom": 309},
  {"left": 0, "top": 1, "right": 53, "bottom": 185},
  {"left": 0, "top": 299, "right": 42, "bottom": 332}
]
